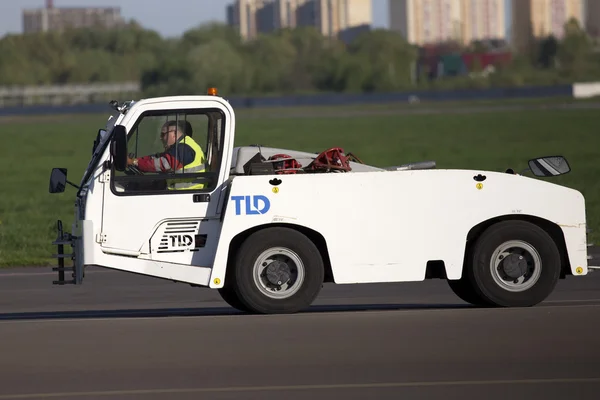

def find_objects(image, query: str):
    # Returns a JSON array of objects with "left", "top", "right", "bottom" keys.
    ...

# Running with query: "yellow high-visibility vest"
[{"left": 166, "top": 135, "right": 207, "bottom": 191}]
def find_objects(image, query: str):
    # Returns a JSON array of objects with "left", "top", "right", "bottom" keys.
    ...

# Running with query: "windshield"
[{"left": 76, "top": 111, "right": 122, "bottom": 197}]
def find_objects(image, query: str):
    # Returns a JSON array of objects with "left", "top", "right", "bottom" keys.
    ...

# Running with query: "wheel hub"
[
  {"left": 502, "top": 254, "right": 528, "bottom": 279},
  {"left": 490, "top": 240, "right": 542, "bottom": 293},
  {"left": 252, "top": 247, "right": 306, "bottom": 300},
  {"left": 265, "top": 261, "right": 291, "bottom": 286}
]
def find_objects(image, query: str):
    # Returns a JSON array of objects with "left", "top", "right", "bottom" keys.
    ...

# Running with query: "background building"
[
  {"left": 226, "top": 0, "right": 271, "bottom": 40},
  {"left": 22, "top": 0, "right": 125, "bottom": 34},
  {"left": 511, "top": 0, "right": 584, "bottom": 51},
  {"left": 390, "top": 0, "right": 461, "bottom": 46},
  {"left": 273, "top": 0, "right": 314, "bottom": 29},
  {"left": 586, "top": 0, "right": 600, "bottom": 37},
  {"left": 227, "top": 0, "right": 372, "bottom": 42},
  {"left": 390, "top": 0, "right": 505, "bottom": 46},
  {"left": 315, "top": 0, "right": 372, "bottom": 41},
  {"left": 532, "top": 0, "right": 583, "bottom": 38},
  {"left": 460, "top": 0, "right": 505, "bottom": 44}
]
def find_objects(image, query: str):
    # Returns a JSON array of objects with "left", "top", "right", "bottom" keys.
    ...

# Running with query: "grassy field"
[{"left": 0, "top": 99, "right": 599, "bottom": 267}]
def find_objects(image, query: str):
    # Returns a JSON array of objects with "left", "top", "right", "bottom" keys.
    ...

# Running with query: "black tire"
[
  {"left": 232, "top": 227, "right": 324, "bottom": 314},
  {"left": 447, "top": 276, "right": 491, "bottom": 307},
  {"left": 466, "top": 220, "right": 561, "bottom": 307},
  {"left": 218, "top": 286, "right": 251, "bottom": 313}
]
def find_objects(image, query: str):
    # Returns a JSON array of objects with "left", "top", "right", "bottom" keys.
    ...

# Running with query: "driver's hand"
[{"left": 127, "top": 157, "right": 134, "bottom": 166}]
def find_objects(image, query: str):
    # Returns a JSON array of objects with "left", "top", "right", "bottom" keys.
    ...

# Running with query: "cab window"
[{"left": 111, "top": 108, "right": 225, "bottom": 195}]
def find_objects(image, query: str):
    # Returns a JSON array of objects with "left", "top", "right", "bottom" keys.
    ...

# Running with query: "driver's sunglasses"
[{"left": 161, "top": 129, "right": 176, "bottom": 137}]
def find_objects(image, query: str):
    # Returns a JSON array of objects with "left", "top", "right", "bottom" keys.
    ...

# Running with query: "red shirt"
[{"left": 136, "top": 138, "right": 197, "bottom": 173}]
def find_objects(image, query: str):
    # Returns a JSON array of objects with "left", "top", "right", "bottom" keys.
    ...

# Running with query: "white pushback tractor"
[{"left": 49, "top": 88, "right": 598, "bottom": 314}]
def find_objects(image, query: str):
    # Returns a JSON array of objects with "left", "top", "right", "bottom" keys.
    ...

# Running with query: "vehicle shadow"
[{"left": 0, "top": 302, "right": 474, "bottom": 321}]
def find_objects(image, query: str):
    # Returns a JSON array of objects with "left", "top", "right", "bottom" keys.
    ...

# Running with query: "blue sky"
[{"left": 0, "top": 0, "right": 511, "bottom": 39}]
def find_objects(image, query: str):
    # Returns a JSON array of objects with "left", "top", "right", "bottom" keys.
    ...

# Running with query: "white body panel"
[
  {"left": 98, "top": 98, "right": 234, "bottom": 266},
  {"left": 207, "top": 169, "right": 588, "bottom": 287},
  {"left": 74, "top": 163, "right": 215, "bottom": 286},
  {"left": 74, "top": 218, "right": 211, "bottom": 286}
]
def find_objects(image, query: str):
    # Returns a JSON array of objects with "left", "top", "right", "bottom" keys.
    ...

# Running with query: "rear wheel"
[
  {"left": 232, "top": 227, "right": 324, "bottom": 314},
  {"left": 447, "top": 276, "right": 490, "bottom": 306},
  {"left": 466, "top": 220, "right": 561, "bottom": 307}
]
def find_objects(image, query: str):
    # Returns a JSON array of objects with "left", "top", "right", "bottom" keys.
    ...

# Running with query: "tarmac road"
[{"left": 0, "top": 248, "right": 599, "bottom": 400}]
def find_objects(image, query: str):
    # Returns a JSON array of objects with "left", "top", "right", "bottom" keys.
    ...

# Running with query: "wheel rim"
[
  {"left": 252, "top": 247, "right": 305, "bottom": 299},
  {"left": 490, "top": 240, "right": 542, "bottom": 292}
]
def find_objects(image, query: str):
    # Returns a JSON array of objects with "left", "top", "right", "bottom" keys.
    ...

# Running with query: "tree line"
[{"left": 0, "top": 18, "right": 598, "bottom": 97}]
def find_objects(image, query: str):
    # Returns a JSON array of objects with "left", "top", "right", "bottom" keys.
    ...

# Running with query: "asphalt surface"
[{"left": 0, "top": 247, "right": 599, "bottom": 399}]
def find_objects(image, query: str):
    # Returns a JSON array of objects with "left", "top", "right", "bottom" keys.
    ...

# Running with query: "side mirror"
[
  {"left": 49, "top": 168, "right": 67, "bottom": 193},
  {"left": 528, "top": 156, "right": 571, "bottom": 177},
  {"left": 111, "top": 125, "right": 128, "bottom": 171}
]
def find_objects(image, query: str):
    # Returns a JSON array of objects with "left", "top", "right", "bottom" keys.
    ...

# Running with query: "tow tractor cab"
[{"left": 48, "top": 88, "right": 597, "bottom": 314}]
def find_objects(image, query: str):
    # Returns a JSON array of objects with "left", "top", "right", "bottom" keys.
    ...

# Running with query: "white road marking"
[{"left": 1, "top": 377, "right": 600, "bottom": 398}]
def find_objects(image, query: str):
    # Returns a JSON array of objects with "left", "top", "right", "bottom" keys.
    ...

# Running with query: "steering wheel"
[
  {"left": 125, "top": 165, "right": 145, "bottom": 175},
  {"left": 123, "top": 153, "right": 145, "bottom": 175}
]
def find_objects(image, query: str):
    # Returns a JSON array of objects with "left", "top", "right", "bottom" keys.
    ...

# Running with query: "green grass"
[{"left": 1, "top": 100, "right": 599, "bottom": 267}]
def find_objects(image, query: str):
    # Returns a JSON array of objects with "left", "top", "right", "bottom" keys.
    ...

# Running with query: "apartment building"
[
  {"left": 390, "top": 0, "right": 505, "bottom": 46},
  {"left": 272, "top": 0, "right": 314, "bottom": 29},
  {"left": 390, "top": 0, "right": 461, "bottom": 45},
  {"left": 226, "top": 0, "right": 272, "bottom": 40},
  {"left": 22, "top": 0, "right": 125, "bottom": 34},
  {"left": 315, "top": 0, "right": 372, "bottom": 39},
  {"left": 227, "top": 0, "right": 372, "bottom": 41},
  {"left": 461, "top": 0, "right": 505, "bottom": 44},
  {"left": 511, "top": 0, "right": 584, "bottom": 50},
  {"left": 585, "top": 0, "right": 600, "bottom": 37}
]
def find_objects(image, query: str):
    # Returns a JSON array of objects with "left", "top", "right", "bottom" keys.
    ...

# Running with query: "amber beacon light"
[{"left": 207, "top": 87, "right": 218, "bottom": 96}]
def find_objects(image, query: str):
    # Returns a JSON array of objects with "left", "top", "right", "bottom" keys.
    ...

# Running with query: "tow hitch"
[{"left": 51, "top": 220, "right": 81, "bottom": 285}]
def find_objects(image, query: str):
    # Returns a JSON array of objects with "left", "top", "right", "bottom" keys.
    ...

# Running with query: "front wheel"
[
  {"left": 218, "top": 286, "right": 251, "bottom": 313},
  {"left": 232, "top": 227, "right": 325, "bottom": 314},
  {"left": 466, "top": 220, "right": 562, "bottom": 307}
]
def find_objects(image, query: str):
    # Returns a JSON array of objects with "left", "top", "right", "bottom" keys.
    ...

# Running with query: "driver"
[{"left": 127, "top": 120, "right": 206, "bottom": 190}]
